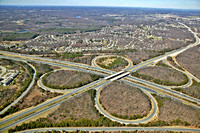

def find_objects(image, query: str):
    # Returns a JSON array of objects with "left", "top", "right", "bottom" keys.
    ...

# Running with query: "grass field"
[{"left": 97, "top": 56, "right": 128, "bottom": 71}]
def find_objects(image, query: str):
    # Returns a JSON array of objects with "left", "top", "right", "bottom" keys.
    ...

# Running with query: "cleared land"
[
  {"left": 100, "top": 82, "right": 151, "bottom": 119},
  {"left": 176, "top": 46, "right": 200, "bottom": 79},
  {"left": 43, "top": 70, "right": 101, "bottom": 90},
  {"left": 155, "top": 95, "right": 200, "bottom": 127},
  {"left": 19, "top": 63, "right": 61, "bottom": 109},
  {"left": 18, "top": 86, "right": 60, "bottom": 110},
  {"left": 96, "top": 56, "right": 128, "bottom": 71},
  {"left": 132, "top": 65, "right": 188, "bottom": 86}
]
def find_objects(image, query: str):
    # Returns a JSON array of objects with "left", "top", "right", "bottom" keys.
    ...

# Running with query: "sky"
[{"left": 0, "top": 0, "right": 200, "bottom": 10}]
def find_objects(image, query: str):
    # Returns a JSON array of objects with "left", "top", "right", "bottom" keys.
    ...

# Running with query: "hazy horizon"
[{"left": 0, "top": 0, "right": 200, "bottom": 10}]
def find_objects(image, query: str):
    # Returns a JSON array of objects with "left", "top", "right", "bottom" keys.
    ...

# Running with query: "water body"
[
  {"left": 76, "top": 16, "right": 81, "bottom": 18},
  {"left": 17, "top": 30, "right": 29, "bottom": 33}
]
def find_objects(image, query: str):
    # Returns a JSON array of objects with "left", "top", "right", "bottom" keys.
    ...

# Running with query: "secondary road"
[
  {"left": 163, "top": 59, "right": 193, "bottom": 87},
  {"left": 0, "top": 62, "right": 36, "bottom": 115},
  {"left": 165, "top": 58, "right": 200, "bottom": 83}
]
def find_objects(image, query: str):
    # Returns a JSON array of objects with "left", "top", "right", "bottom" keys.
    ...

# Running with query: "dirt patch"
[
  {"left": 100, "top": 82, "right": 151, "bottom": 119},
  {"left": 176, "top": 46, "right": 200, "bottom": 79},
  {"left": 18, "top": 86, "right": 60, "bottom": 109},
  {"left": 47, "top": 92, "right": 99, "bottom": 123},
  {"left": 102, "top": 58, "right": 116, "bottom": 66}
]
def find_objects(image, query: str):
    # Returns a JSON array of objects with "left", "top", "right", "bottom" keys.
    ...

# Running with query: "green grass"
[
  {"left": 62, "top": 53, "right": 83, "bottom": 60},
  {"left": 97, "top": 56, "right": 128, "bottom": 70},
  {"left": 1, "top": 32, "right": 39, "bottom": 41},
  {"left": 38, "top": 27, "right": 101, "bottom": 34}
]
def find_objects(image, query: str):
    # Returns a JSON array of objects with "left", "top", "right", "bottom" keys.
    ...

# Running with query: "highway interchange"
[{"left": 0, "top": 22, "right": 200, "bottom": 132}]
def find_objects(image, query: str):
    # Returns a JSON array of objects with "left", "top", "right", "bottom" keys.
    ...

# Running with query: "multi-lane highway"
[
  {"left": 17, "top": 127, "right": 200, "bottom": 133},
  {"left": 0, "top": 78, "right": 110, "bottom": 132},
  {"left": 0, "top": 22, "right": 200, "bottom": 132}
]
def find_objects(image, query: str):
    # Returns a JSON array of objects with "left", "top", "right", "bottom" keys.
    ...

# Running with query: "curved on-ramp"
[
  {"left": 94, "top": 82, "right": 158, "bottom": 125},
  {"left": 92, "top": 55, "right": 133, "bottom": 72},
  {"left": 38, "top": 70, "right": 73, "bottom": 93},
  {"left": 163, "top": 59, "right": 193, "bottom": 88}
]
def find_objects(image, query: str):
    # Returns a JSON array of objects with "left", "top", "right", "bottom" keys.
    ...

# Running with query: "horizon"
[
  {"left": 0, "top": 0, "right": 200, "bottom": 10},
  {"left": 0, "top": 5, "right": 200, "bottom": 11}
]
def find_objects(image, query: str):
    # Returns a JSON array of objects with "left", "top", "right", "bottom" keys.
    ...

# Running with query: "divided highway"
[
  {"left": 0, "top": 79, "right": 110, "bottom": 132},
  {"left": 0, "top": 22, "right": 200, "bottom": 132}
]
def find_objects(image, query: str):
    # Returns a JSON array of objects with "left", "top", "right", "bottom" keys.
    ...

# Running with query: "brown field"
[
  {"left": 156, "top": 95, "right": 200, "bottom": 127},
  {"left": 44, "top": 70, "right": 98, "bottom": 88},
  {"left": 176, "top": 46, "right": 200, "bottom": 79},
  {"left": 47, "top": 92, "right": 99, "bottom": 122},
  {"left": 135, "top": 66, "right": 187, "bottom": 85},
  {"left": 100, "top": 82, "right": 151, "bottom": 118},
  {"left": 18, "top": 86, "right": 60, "bottom": 110}
]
